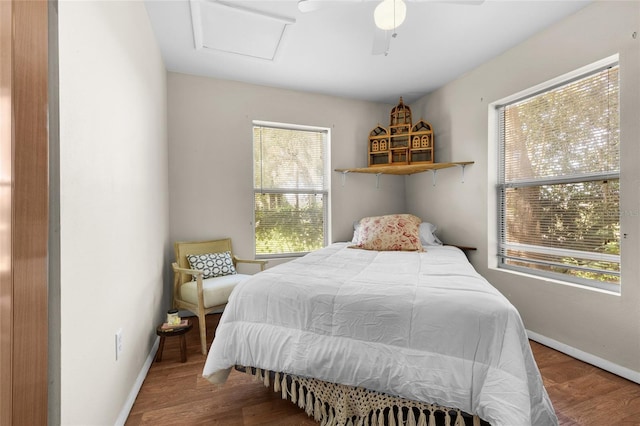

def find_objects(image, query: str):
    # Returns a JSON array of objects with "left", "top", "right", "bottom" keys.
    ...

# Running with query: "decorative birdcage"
[{"left": 366, "top": 98, "right": 435, "bottom": 167}]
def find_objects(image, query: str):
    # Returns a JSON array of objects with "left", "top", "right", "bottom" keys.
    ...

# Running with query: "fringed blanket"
[{"left": 245, "top": 367, "right": 487, "bottom": 426}]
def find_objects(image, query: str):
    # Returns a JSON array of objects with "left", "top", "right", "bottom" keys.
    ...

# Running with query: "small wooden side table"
[{"left": 155, "top": 319, "right": 193, "bottom": 363}]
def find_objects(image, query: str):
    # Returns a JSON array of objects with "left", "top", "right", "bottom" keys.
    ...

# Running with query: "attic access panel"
[{"left": 190, "top": 0, "right": 295, "bottom": 61}]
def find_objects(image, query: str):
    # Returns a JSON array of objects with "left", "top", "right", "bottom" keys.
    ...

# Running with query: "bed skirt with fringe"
[{"left": 240, "top": 366, "right": 490, "bottom": 426}]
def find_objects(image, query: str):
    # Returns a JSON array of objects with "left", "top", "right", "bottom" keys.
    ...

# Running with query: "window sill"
[{"left": 488, "top": 265, "right": 621, "bottom": 296}]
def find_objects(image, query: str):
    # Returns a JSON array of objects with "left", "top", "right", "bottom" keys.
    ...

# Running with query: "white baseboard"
[
  {"left": 527, "top": 330, "right": 640, "bottom": 385},
  {"left": 114, "top": 336, "right": 160, "bottom": 426}
]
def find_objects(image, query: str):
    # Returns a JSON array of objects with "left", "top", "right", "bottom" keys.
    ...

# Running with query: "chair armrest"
[
  {"left": 172, "top": 262, "right": 206, "bottom": 309},
  {"left": 172, "top": 262, "right": 204, "bottom": 278},
  {"left": 233, "top": 256, "right": 268, "bottom": 272}
]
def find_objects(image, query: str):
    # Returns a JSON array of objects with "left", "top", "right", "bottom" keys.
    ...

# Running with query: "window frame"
[
  {"left": 252, "top": 120, "right": 331, "bottom": 259},
  {"left": 493, "top": 55, "right": 621, "bottom": 293}
]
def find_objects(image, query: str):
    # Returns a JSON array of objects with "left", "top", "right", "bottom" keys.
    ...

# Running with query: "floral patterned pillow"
[{"left": 350, "top": 214, "right": 424, "bottom": 251}]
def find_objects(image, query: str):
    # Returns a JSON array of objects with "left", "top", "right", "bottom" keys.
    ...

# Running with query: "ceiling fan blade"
[
  {"left": 409, "top": 0, "right": 485, "bottom": 4},
  {"left": 299, "top": 0, "right": 484, "bottom": 13},
  {"left": 372, "top": 29, "right": 392, "bottom": 56},
  {"left": 441, "top": 0, "right": 484, "bottom": 4}
]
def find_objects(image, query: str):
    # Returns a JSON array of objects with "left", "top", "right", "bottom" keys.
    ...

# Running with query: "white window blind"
[
  {"left": 497, "top": 63, "right": 620, "bottom": 291},
  {"left": 253, "top": 123, "right": 329, "bottom": 257}
]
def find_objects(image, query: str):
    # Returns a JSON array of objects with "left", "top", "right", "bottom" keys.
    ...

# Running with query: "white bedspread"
[{"left": 203, "top": 243, "right": 557, "bottom": 426}]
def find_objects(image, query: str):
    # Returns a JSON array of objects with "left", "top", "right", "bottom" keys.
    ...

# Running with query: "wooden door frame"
[{"left": 0, "top": 1, "right": 50, "bottom": 425}]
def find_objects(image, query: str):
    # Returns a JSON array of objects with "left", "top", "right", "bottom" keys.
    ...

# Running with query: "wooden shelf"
[
  {"left": 446, "top": 244, "right": 477, "bottom": 259},
  {"left": 335, "top": 161, "right": 474, "bottom": 176}
]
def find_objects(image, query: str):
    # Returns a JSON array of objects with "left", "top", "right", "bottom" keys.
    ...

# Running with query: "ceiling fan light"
[{"left": 374, "top": 0, "right": 407, "bottom": 31}]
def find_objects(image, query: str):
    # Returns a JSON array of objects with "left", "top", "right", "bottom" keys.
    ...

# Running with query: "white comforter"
[{"left": 203, "top": 243, "right": 557, "bottom": 426}]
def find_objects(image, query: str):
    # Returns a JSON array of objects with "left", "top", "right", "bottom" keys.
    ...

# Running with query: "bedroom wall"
[
  {"left": 407, "top": 1, "right": 640, "bottom": 379},
  {"left": 58, "top": 1, "right": 169, "bottom": 424},
  {"left": 167, "top": 73, "right": 405, "bottom": 262}
]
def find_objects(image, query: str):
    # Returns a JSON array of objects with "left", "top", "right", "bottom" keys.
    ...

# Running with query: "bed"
[{"left": 202, "top": 215, "right": 558, "bottom": 426}]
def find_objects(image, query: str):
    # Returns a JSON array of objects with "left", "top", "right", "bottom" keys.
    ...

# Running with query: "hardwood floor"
[
  {"left": 126, "top": 314, "right": 640, "bottom": 426},
  {"left": 532, "top": 340, "right": 640, "bottom": 425}
]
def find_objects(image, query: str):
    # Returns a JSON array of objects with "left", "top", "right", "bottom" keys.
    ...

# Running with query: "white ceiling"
[{"left": 144, "top": 0, "right": 592, "bottom": 104}]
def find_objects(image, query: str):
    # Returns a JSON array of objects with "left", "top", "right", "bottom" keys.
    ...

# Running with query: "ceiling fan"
[{"left": 297, "top": 0, "right": 484, "bottom": 56}]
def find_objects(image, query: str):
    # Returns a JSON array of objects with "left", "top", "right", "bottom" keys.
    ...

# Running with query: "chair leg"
[
  {"left": 198, "top": 314, "right": 207, "bottom": 355},
  {"left": 179, "top": 334, "right": 188, "bottom": 363}
]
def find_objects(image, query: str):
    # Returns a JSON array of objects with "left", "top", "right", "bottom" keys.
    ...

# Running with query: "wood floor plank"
[
  {"left": 563, "top": 385, "right": 640, "bottom": 425},
  {"left": 544, "top": 370, "right": 624, "bottom": 411},
  {"left": 126, "top": 315, "right": 640, "bottom": 425}
]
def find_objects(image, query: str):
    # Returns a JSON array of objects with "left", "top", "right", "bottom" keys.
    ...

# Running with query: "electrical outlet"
[{"left": 115, "top": 328, "right": 123, "bottom": 360}]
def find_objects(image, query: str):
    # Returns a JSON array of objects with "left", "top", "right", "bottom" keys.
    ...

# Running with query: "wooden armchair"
[{"left": 172, "top": 238, "right": 267, "bottom": 355}]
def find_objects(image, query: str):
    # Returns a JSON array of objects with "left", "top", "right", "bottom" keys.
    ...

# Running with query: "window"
[
  {"left": 497, "top": 61, "right": 620, "bottom": 292},
  {"left": 253, "top": 122, "right": 329, "bottom": 258}
]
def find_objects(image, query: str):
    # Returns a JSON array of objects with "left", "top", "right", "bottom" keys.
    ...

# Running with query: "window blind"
[
  {"left": 497, "top": 64, "right": 620, "bottom": 290},
  {"left": 253, "top": 124, "right": 328, "bottom": 257},
  {"left": 254, "top": 125, "right": 327, "bottom": 192}
]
